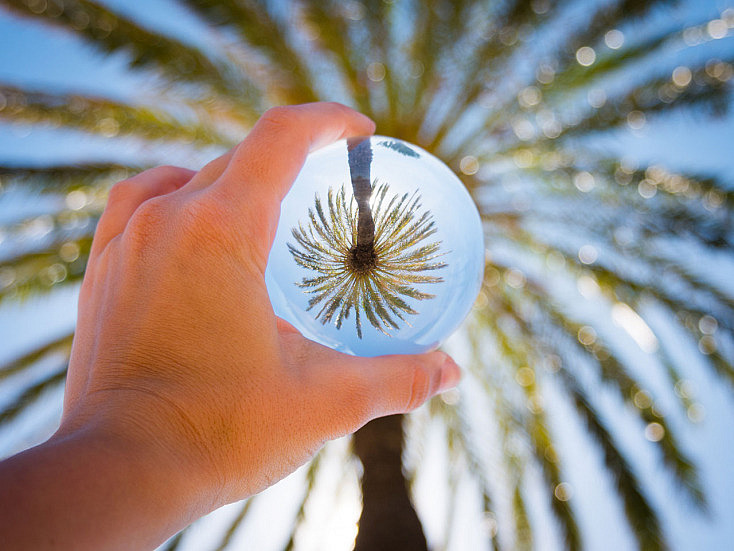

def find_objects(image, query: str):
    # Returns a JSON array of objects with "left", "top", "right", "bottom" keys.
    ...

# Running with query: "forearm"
[{"left": 0, "top": 428, "right": 210, "bottom": 550}]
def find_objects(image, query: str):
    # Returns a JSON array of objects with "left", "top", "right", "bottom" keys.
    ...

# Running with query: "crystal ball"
[{"left": 265, "top": 135, "right": 484, "bottom": 357}]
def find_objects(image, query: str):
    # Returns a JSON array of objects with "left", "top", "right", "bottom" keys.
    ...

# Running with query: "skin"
[{"left": 0, "top": 103, "right": 461, "bottom": 550}]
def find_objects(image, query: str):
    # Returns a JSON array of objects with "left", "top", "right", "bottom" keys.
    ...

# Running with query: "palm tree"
[
  {"left": 288, "top": 150, "right": 447, "bottom": 337},
  {"left": 1, "top": 1, "right": 732, "bottom": 549}
]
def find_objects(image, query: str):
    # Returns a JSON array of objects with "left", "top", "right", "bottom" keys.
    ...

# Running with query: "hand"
[{"left": 0, "top": 103, "right": 460, "bottom": 549}]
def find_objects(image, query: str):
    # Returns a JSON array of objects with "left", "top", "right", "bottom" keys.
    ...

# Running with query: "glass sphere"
[{"left": 265, "top": 135, "right": 484, "bottom": 357}]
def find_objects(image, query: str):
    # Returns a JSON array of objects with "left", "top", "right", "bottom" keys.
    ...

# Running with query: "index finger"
[{"left": 212, "top": 102, "right": 376, "bottom": 211}]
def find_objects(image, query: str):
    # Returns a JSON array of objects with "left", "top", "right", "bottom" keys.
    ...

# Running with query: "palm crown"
[
  {"left": 0, "top": 1, "right": 732, "bottom": 550},
  {"left": 289, "top": 179, "right": 447, "bottom": 338}
]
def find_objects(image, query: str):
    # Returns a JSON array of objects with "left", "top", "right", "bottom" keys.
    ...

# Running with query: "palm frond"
[
  {"left": 211, "top": 497, "right": 257, "bottom": 551},
  {"left": 558, "top": 370, "right": 668, "bottom": 550},
  {"left": 283, "top": 451, "right": 323, "bottom": 551},
  {"left": 512, "top": 483, "right": 533, "bottom": 551},
  {"left": 0, "top": 332, "right": 73, "bottom": 381},
  {"left": 524, "top": 290, "right": 706, "bottom": 506},
  {"left": 0, "top": 0, "right": 258, "bottom": 107},
  {"left": 0, "top": 162, "right": 138, "bottom": 193},
  {"left": 299, "top": 0, "right": 370, "bottom": 113},
  {"left": 0, "top": 235, "right": 92, "bottom": 306},
  {"left": 179, "top": 0, "right": 318, "bottom": 105},
  {"left": 0, "top": 364, "right": 67, "bottom": 427},
  {"left": 0, "top": 84, "right": 228, "bottom": 145}
]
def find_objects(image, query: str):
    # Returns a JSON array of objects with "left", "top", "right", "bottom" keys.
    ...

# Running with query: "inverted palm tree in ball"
[{"left": 287, "top": 138, "right": 447, "bottom": 338}]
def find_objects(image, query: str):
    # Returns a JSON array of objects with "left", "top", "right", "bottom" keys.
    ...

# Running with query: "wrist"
[
  {"left": 59, "top": 382, "right": 230, "bottom": 512},
  {"left": 63, "top": 407, "right": 221, "bottom": 500},
  {"left": 0, "top": 422, "right": 216, "bottom": 550}
]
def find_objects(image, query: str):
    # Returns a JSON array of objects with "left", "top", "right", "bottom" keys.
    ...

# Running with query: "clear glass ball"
[{"left": 265, "top": 135, "right": 484, "bottom": 357}]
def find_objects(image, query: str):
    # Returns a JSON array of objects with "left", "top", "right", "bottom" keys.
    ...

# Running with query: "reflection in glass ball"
[{"left": 265, "top": 136, "right": 484, "bottom": 357}]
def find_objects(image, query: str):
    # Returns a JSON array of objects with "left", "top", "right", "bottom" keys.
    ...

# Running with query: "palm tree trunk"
[
  {"left": 347, "top": 137, "right": 377, "bottom": 273},
  {"left": 352, "top": 414, "right": 428, "bottom": 551}
]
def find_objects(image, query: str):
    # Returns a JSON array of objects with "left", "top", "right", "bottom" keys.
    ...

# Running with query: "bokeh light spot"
[
  {"left": 704, "top": 190, "right": 725, "bottom": 210},
  {"left": 576, "top": 46, "right": 596, "bottom": 66},
  {"left": 674, "top": 379, "right": 695, "bottom": 399},
  {"left": 687, "top": 403, "right": 705, "bottom": 423},
  {"left": 633, "top": 390, "right": 652, "bottom": 409},
  {"left": 409, "top": 61, "right": 424, "bottom": 79},
  {"left": 577, "top": 325, "right": 597, "bottom": 345},
  {"left": 578, "top": 244, "right": 598, "bottom": 264},
  {"left": 59, "top": 241, "right": 80, "bottom": 263},
  {"left": 644, "top": 422, "right": 665, "bottom": 442},
  {"left": 512, "top": 118, "right": 536, "bottom": 141},
  {"left": 527, "top": 393, "right": 544, "bottom": 414},
  {"left": 460, "top": 155, "right": 480, "bottom": 175},
  {"left": 638, "top": 179, "right": 657, "bottom": 198},
  {"left": 513, "top": 149, "right": 534, "bottom": 168},
  {"left": 40, "top": 263, "right": 67, "bottom": 286},
  {"left": 531, "top": 0, "right": 550, "bottom": 15},
  {"left": 699, "top": 315, "right": 718, "bottom": 335},
  {"left": 536, "top": 63, "right": 555, "bottom": 84},
  {"left": 27, "top": 0, "right": 47, "bottom": 14},
  {"left": 574, "top": 171, "right": 595, "bottom": 192},
  {"left": 366, "top": 62, "right": 386, "bottom": 82},
  {"left": 672, "top": 66, "right": 692, "bottom": 87},
  {"left": 515, "top": 366, "right": 535, "bottom": 387},
  {"left": 627, "top": 110, "right": 646, "bottom": 130},
  {"left": 707, "top": 19, "right": 728, "bottom": 39},
  {"left": 484, "top": 266, "right": 501, "bottom": 287},
  {"left": 505, "top": 268, "right": 526, "bottom": 289},
  {"left": 577, "top": 275, "right": 600, "bottom": 298},
  {"left": 98, "top": 117, "right": 120, "bottom": 138},
  {"left": 587, "top": 88, "right": 607, "bottom": 108},
  {"left": 440, "top": 388, "right": 460, "bottom": 405},
  {"left": 554, "top": 482, "right": 573, "bottom": 501},
  {"left": 65, "top": 190, "right": 87, "bottom": 210},
  {"left": 604, "top": 29, "right": 625, "bottom": 49},
  {"left": 698, "top": 336, "right": 717, "bottom": 355},
  {"left": 546, "top": 250, "right": 565, "bottom": 271},
  {"left": 343, "top": 1, "right": 365, "bottom": 20},
  {"left": 518, "top": 86, "right": 542, "bottom": 108},
  {"left": 0, "top": 267, "right": 16, "bottom": 289}
]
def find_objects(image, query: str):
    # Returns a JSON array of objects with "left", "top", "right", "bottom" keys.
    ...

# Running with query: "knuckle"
[
  {"left": 153, "top": 164, "right": 185, "bottom": 176},
  {"left": 107, "top": 179, "right": 137, "bottom": 205},
  {"left": 108, "top": 165, "right": 188, "bottom": 204},
  {"left": 123, "top": 196, "right": 169, "bottom": 247},
  {"left": 259, "top": 105, "right": 299, "bottom": 129},
  {"left": 324, "top": 101, "right": 348, "bottom": 114},
  {"left": 138, "top": 164, "right": 186, "bottom": 179},
  {"left": 179, "top": 196, "right": 228, "bottom": 239},
  {"left": 183, "top": 193, "right": 271, "bottom": 270},
  {"left": 176, "top": 196, "right": 246, "bottom": 257},
  {"left": 149, "top": 165, "right": 194, "bottom": 186}
]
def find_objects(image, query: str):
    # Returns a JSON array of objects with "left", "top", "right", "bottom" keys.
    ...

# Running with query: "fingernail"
[{"left": 439, "top": 354, "right": 462, "bottom": 391}]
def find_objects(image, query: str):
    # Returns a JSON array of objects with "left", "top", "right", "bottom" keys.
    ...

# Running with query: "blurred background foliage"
[{"left": 0, "top": 0, "right": 733, "bottom": 550}]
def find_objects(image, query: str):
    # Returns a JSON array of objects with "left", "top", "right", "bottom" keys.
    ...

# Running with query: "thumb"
[{"left": 304, "top": 349, "right": 462, "bottom": 436}]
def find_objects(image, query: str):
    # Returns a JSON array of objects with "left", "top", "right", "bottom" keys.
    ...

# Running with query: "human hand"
[{"left": 57, "top": 103, "right": 461, "bottom": 523}]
